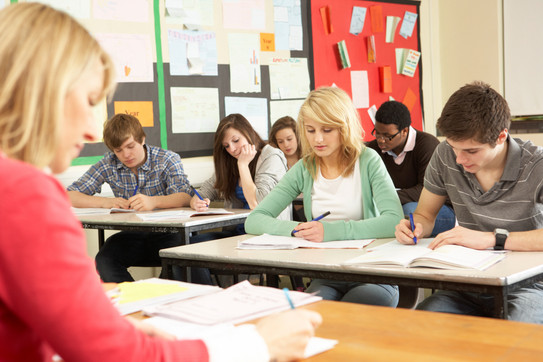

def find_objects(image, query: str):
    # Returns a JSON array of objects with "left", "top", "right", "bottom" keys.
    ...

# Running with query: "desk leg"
[
  {"left": 161, "top": 259, "right": 174, "bottom": 280},
  {"left": 180, "top": 229, "right": 192, "bottom": 282},
  {"left": 493, "top": 289, "right": 509, "bottom": 319},
  {"left": 98, "top": 229, "right": 105, "bottom": 249}
]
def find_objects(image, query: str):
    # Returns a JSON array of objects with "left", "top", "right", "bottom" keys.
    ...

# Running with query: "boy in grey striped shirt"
[{"left": 395, "top": 81, "right": 543, "bottom": 323}]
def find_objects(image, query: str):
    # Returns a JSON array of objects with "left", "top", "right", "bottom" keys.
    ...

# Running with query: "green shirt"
[{"left": 245, "top": 147, "right": 404, "bottom": 241}]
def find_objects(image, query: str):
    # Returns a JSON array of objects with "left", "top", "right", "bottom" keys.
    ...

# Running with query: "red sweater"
[{"left": 0, "top": 157, "right": 208, "bottom": 362}]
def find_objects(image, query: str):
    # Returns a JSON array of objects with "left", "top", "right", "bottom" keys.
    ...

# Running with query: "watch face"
[{"left": 494, "top": 228, "right": 509, "bottom": 236}]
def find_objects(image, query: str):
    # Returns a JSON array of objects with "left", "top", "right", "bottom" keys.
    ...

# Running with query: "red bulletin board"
[{"left": 309, "top": 0, "right": 422, "bottom": 141}]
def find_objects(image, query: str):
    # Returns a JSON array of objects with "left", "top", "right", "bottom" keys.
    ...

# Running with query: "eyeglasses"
[{"left": 371, "top": 128, "right": 401, "bottom": 142}]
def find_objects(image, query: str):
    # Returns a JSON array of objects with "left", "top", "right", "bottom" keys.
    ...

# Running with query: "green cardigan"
[{"left": 245, "top": 147, "right": 404, "bottom": 241}]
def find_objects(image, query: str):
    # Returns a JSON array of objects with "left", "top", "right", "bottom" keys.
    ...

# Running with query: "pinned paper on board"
[
  {"left": 379, "top": 66, "right": 392, "bottom": 93},
  {"left": 367, "top": 105, "right": 377, "bottom": 125},
  {"left": 402, "top": 87, "right": 417, "bottom": 111},
  {"left": 337, "top": 40, "right": 351, "bottom": 69},
  {"left": 396, "top": 48, "right": 421, "bottom": 77},
  {"left": 349, "top": 6, "right": 367, "bottom": 36},
  {"left": 385, "top": 16, "right": 401, "bottom": 43},
  {"left": 351, "top": 70, "right": 369, "bottom": 109},
  {"left": 370, "top": 5, "right": 384, "bottom": 33},
  {"left": 260, "top": 33, "right": 275, "bottom": 52},
  {"left": 367, "top": 35, "right": 376, "bottom": 63},
  {"left": 114, "top": 101, "right": 154, "bottom": 127},
  {"left": 399, "top": 11, "right": 418, "bottom": 39},
  {"left": 320, "top": 6, "right": 333, "bottom": 35}
]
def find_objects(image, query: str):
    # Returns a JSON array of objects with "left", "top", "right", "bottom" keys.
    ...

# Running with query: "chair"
[{"left": 397, "top": 286, "right": 424, "bottom": 309}]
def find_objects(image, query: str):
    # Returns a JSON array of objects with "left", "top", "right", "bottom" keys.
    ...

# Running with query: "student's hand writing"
[
  {"left": 292, "top": 221, "right": 324, "bottom": 242},
  {"left": 256, "top": 309, "right": 322, "bottom": 362},
  {"left": 128, "top": 194, "right": 155, "bottom": 211},
  {"left": 395, "top": 218, "right": 422, "bottom": 245},
  {"left": 429, "top": 226, "right": 494, "bottom": 250},
  {"left": 190, "top": 195, "right": 210, "bottom": 211},
  {"left": 125, "top": 316, "right": 176, "bottom": 340},
  {"left": 103, "top": 197, "right": 131, "bottom": 210},
  {"left": 237, "top": 144, "right": 257, "bottom": 166}
]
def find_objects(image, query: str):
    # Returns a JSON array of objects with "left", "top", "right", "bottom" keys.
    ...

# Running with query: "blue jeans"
[
  {"left": 402, "top": 202, "right": 456, "bottom": 237},
  {"left": 416, "top": 283, "right": 543, "bottom": 324},
  {"left": 305, "top": 279, "right": 399, "bottom": 307}
]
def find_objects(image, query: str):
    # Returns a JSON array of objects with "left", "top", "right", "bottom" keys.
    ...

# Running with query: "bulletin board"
[{"left": 309, "top": 0, "right": 422, "bottom": 140}]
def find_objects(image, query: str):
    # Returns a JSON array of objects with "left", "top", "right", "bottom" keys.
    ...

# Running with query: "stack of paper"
[
  {"left": 72, "top": 207, "right": 135, "bottom": 215},
  {"left": 343, "top": 239, "right": 505, "bottom": 271},
  {"left": 108, "top": 278, "right": 220, "bottom": 315},
  {"left": 144, "top": 280, "right": 322, "bottom": 325},
  {"left": 237, "top": 234, "right": 374, "bottom": 250}
]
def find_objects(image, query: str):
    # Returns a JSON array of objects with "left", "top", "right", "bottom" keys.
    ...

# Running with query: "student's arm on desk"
[
  {"left": 430, "top": 227, "right": 543, "bottom": 251},
  {"left": 396, "top": 188, "right": 446, "bottom": 245},
  {"left": 128, "top": 192, "right": 191, "bottom": 211},
  {"left": 67, "top": 190, "right": 131, "bottom": 209},
  {"left": 245, "top": 162, "right": 303, "bottom": 236}
]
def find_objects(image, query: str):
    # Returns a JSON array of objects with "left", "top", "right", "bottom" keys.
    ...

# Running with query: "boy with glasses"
[{"left": 367, "top": 100, "right": 456, "bottom": 235}]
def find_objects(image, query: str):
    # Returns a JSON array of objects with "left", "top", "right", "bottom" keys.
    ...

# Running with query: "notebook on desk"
[
  {"left": 237, "top": 233, "right": 374, "bottom": 250},
  {"left": 144, "top": 280, "right": 322, "bottom": 325},
  {"left": 343, "top": 239, "right": 505, "bottom": 271},
  {"left": 71, "top": 207, "right": 136, "bottom": 215},
  {"left": 136, "top": 208, "right": 233, "bottom": 221}
]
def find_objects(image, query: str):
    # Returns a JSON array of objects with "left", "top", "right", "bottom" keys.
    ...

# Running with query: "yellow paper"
[
  {"left": 260, "top": 33, "right": 275, "bottom": 52},
  {"left": 117, "top": 282, "right": 188, "bottom": 304},
  {"left": 114, "top": 101, "right": 154, "bottom": 127}
]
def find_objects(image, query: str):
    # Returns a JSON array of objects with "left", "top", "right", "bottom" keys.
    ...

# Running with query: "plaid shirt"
[{"left": 67, "top": 144, "right": 193, "bottom": 199}]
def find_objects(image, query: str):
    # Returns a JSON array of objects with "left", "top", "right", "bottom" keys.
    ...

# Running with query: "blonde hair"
[
  {"left": 297, "top": 87, "right": 364, "bottom": 179},
  {"left": 0, "top": 3, "right": 116, "bottom": 168}
]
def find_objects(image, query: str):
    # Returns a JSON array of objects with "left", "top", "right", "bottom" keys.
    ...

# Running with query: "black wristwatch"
[{"left": 493, "top": 228, "right": 509, "bottom": 250}]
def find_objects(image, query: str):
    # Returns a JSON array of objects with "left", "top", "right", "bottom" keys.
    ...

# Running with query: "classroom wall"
[{"left": 63, "top": 0, "right": 543, "bottom": 268}]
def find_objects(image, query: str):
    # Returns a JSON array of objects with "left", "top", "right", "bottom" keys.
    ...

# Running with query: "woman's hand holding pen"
[
  {"left": 292, "top": 221, "right": 325, "bottom": 242},
  {"left": 190, "top": 195, "right": 210, "bottom": 212},
  {"left": 395, "top": 218, "right": 422, "bottom": 245},
  {"left": 256, "top": 309, "right": 322, "bottom": 362}
]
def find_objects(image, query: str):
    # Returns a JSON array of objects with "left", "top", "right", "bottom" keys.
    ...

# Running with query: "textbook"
[
  {"left": 144, "top": 280, "right": 322, "bottom": 325},
  {"left": 343, "top": 239, "right": 505, "bottom": 271},
  {"left": 237, "top": 233, "right": 374, "bottom": 250},
  {"left": 136, "top": 208, "right": 233, "bottom": 221}
]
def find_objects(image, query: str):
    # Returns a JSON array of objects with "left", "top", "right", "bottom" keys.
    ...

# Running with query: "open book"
[
  {"left": 144, "top": 280, "right": 322, "bottom": 325},
  {"left": 237, "top": 234, "right": 374, "bottom": 250},
  {"left": 343, "top": 239, "right": 506, "bottom": 271},
  {"left": 136, "top": 208, "right": 233, "bottom": 221},
  {"left": 72, "top": 207, "right": 136, "bottom": 215}
]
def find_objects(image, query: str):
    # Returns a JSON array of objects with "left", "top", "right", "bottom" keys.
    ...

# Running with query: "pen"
[
  {"left": 283, "top": 288, "right": 295, "bottom": 309},
  {"left": 409, "top": 213, "right": 417, "bottom": 245},
  {"left": 292, "top": 211, "right": 331, "bottom": 234},
  {"left": 190, "top": 185, "right": 208, "bottom": 207},
  {"left": 132, "top": 184, "right": 139, "bottom": 197}
]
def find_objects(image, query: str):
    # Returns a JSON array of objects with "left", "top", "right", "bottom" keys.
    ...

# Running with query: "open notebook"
[
  {"left": 237, "top": 234, "right": 374, "bottom": 250},
  {"left": 144, "top": 280, "right": 322, "bottom": 325},
  {"left": 136, "top": 208, "right": 233, "bottom": 221},
  {"left": 343, "top": 239, "right": 506, "bottom": 271},
  {"left": 71, "top": 207, "right": 136, "bottom": 215}
]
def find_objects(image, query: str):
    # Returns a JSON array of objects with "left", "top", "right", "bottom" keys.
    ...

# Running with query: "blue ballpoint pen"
[
  {"left": 292, "top": 211, "right": 331, "bottom": 234},
  {"left": 190, "top": 185, "right": 208, "bottom": 207},
  {"left": 283, "top": 288, "right": 295, "bottom": 309},
  {"left": 409, "top": 213, "right": 418, "bottom": 245},
  {"left": 132, "top": 184, "right": 139, "bottom": 197}
]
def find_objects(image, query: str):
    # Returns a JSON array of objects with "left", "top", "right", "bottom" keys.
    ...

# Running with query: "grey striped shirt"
[{"left": 424, "top": 136, "right": 543, "bottom": 232}]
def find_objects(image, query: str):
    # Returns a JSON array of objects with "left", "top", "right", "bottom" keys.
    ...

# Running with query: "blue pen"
[
  {"left": 283, "top": 288, "right": 295, "bottom": 309},
  {"left": 132, "top": 184, "right": 139, "bottom": 197},
  {"left": 190, "top": 186, "right": 208, "bottom": 207},
  {"left": 292, "top": 211, "right": 331, "bottom": 234},
  {"left": 409, "top": 213, "right": 418, "bottom": 245}
]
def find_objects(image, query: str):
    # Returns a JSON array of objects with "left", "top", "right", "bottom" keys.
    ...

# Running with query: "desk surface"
[
  {"left": 160, "top": 234, "right": 543, "bottom": 288},
  {"left": 77, "top": 207, "right": 250, "bottom": 228}
]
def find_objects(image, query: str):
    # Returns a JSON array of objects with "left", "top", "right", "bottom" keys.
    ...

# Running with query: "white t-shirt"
[{"left": 311, "top": 159, "right": 363, "bottom": 221}]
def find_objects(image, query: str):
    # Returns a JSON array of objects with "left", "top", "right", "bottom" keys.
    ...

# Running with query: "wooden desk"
[
  {"left": 78, "top": 208, "right": 250, "bottom": 248},
  {"left": 159, "top": 234, "right": 543, "bottom": 319},
  {"left": 122, "top": 293, "right": 543, "bottom": 361}
]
